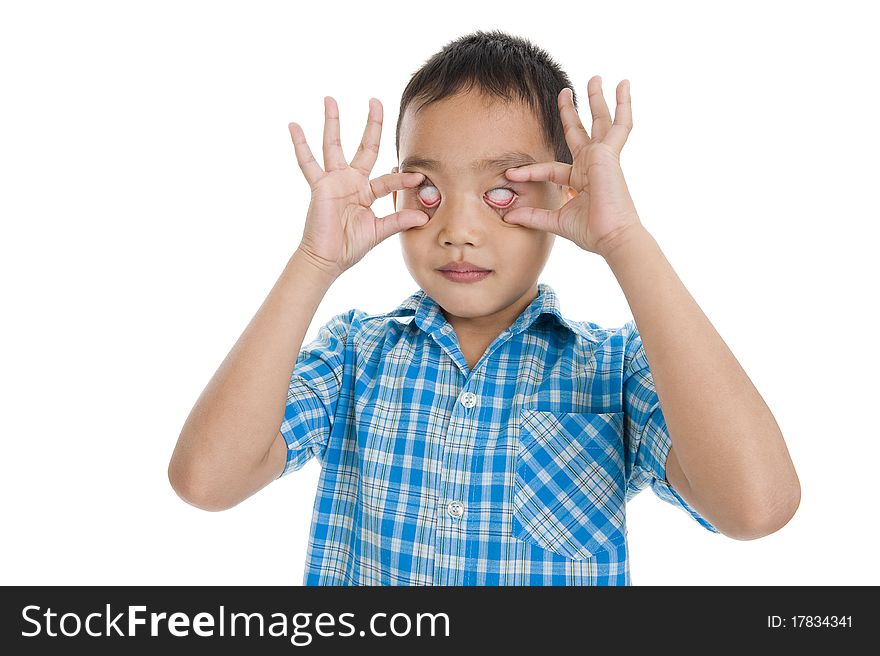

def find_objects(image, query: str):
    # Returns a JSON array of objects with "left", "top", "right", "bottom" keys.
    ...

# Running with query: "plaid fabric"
[{"left": 278, "top": 282, "right": 720, "bottom": 586}]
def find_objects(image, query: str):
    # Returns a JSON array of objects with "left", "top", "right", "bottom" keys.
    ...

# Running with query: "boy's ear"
[
  {"left": 565, "top": 186, "right": 577, "bottom": 201},
  {"left": 392, "top": 166, "right": 399, "bottom": 208}
]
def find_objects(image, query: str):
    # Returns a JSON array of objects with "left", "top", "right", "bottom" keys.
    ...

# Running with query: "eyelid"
[
  {"left": 404, "top": 170, "right": 523, "bottom": 186},
  {"left": 414, "top": 177, "right": 518, "bottom": 191}
]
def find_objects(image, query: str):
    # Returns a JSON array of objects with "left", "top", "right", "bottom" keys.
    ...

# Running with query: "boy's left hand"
[{"left": 502, "top": 76, "right": 643, "bottom": 259}]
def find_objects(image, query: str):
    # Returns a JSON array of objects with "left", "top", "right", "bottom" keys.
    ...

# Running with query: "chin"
[{"left": 434, "top": 290, "right": 497, "bottom": 316}]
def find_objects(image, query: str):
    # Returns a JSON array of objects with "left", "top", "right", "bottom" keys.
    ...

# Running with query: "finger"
[
  {"left": 322, "top": 96, "right": 347, "bottom": 171},
  {"left": 500, "top": 205, "right": 562, "bottom": 235},
  {"left": 587, "top": 75, "right": 613, "bottom": 143},
  {"left": 558, "top": 87, "right": 591, "bottom": 158},
  {"left": 374, "top": 209, "right": 430, "bottom": 243},
  {"left": 350, "top": 98, "right": 383, "bottom": 176},
  {"left": 504, "top": 161, "right": 572, "bottom": 186},
  {"left": 288, "top": 122, "right": 323, "bottom": 188},
  {"left": 369, "top": 171, "right": 425, "bottom": 202},
  {"left": 604, "top": 79, "right": 633, "bottom": 154}
]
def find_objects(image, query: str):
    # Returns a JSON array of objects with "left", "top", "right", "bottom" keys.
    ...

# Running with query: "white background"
[{"left": 2, "top": 0, "right": 877, "bottom": 586}]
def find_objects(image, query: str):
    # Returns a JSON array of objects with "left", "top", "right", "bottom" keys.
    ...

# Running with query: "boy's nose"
[{"left": 431, "top": 196, "right": 488, "bottom": 246}]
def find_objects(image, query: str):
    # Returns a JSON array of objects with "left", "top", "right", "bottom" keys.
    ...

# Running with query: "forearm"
[
  {"left": 169, "top": 247, "right": 338, "bottom": 505},
  {"left": 604, "top": 226, "right": 800, "bottom": 535}
]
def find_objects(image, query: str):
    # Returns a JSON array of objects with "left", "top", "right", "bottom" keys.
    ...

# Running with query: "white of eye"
[
  {"left": 486, "top": 188, "right": 515, "bottom": 205},
  {"left": 416, "top": 186, "right": 516, "bottom": 207},
  {"left": 417, "top": 185, "right": 440, "bottom": 203}
]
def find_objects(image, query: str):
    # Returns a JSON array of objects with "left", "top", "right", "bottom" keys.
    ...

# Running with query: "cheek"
[
  {"left": 398, "top": 228, "right": 430, "bottom": 255},
  {"left": 506, "top": 233, "right": 554, "bottom": 262},
  {"left": 398, "top": 234, "right": 423, "bottom": 266}
]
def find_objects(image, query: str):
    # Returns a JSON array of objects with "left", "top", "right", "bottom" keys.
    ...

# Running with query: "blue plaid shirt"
[{"left": 278, "top": 282, "right": 720, "bottom": 585}]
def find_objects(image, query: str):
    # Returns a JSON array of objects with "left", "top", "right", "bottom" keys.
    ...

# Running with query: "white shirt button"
[
  {"left": 447, "top": 501, "right": 464, "bottom": 518},
  {"left": 460, "top": 392, "right": 477, "bottom": 409}
]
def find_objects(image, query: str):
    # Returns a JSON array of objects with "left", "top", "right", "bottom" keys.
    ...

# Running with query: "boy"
[{"left": 168, "top": 30, "right": 800, "bottom": 585}]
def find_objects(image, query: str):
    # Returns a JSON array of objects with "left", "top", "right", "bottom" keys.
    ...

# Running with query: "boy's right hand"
[{"left": 288, "top": 96, "right": 429, "bottom": 279}]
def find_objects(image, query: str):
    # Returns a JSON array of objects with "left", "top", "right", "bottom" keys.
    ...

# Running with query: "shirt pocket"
[{"left": 513, "top": 409, "right": 628, "bottom": 560}]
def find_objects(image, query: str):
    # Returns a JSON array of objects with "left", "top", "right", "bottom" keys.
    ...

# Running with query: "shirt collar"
[{"left": 363, "top": 282, "right": 596, "bottom": 340}]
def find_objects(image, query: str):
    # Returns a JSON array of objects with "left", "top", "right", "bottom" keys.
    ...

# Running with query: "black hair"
[{"left": 395, "top": 29, "right": 578, "bottom": 165}]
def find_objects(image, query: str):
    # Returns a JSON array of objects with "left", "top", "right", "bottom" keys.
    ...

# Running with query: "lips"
[{"left": 437, "top": 261, "right": 491, "bottom": 273}]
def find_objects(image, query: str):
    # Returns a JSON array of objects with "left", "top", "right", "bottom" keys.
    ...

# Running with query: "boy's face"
[{"left": 393, "top": 89, "right": 575, "bottom": 337}]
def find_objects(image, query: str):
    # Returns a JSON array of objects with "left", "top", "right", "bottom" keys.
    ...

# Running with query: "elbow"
[
  {"left": 726, "top": 479, "right": 801, "bottom": 541},
  {"left": 167, "top": 458, "right": 235, "bottom": 513}
]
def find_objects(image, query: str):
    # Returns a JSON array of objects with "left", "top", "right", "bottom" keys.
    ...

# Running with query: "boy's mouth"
[
  {"left": 437, "top": 261, "right": 491, "bottom": 273},
  {"left": 436, "top": 263, "right": 493, "bottom": 284}
]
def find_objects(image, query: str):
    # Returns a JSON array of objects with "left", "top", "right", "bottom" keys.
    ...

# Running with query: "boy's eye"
[
  {"left": 414, "top": 182, "right": 518, "bottom": 209},
  {"left": 417, "top": 184, "right": 441, "bottom": 207},
  {"left": 485, "top": 187, "right": 516, "bottom": 207}
]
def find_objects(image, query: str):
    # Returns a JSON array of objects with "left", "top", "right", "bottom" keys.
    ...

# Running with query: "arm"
[
  {"left": 168, "top": 95, "right": 428, "bottom": 512},
  {"left": 502, "top": 77, "right": 800, "bottom": 540},
  {"left": 168, "top": 248, "right": 337, "bottom": 511},
  {"left": 604, "top": 226, "right": 801, "bottom": 540}
]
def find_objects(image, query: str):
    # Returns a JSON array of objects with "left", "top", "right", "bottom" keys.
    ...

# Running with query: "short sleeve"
[
  {"left": 621, "top": 320, "right": 721, "bottom": 534},
  {"left": 276, "top": 309, "right": 356, "bottom": 479}
]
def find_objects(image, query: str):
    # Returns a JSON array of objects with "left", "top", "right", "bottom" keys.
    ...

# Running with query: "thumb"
[
  {"left": 502, "top": 207, "right": 559, "bottom": 234},
  {"left": 375, "top": 209, "right": 429, "bottom": 243}
]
